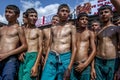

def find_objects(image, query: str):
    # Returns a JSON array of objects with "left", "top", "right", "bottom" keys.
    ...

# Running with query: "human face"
[
  {"left": 5, "top": 9, "right": 18, "bottom": 22},
  {"left": 28, "top": 13, "right": 38, "bottom": 26},
  {"left": 99, "top": 9, "right": 113, "bottom": 22},
  {"left": 58, "top": 7, "right": 70, "bottom": 21},
  {"left": 78, "top": 16, "right": 88, "bottom": 28},
  {"left": 51, "top": 16, "right": 59, "bottom": 25},
  {"left": 23, "top": 14, "right": 28, "bottom": 24},
  {"left": 92, "top": 22, "right": 100, "bottom": 30}
]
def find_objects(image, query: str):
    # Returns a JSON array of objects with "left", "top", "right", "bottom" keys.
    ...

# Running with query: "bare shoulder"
[
  {"left": 36, "top": 28, "right": 42, "bottom": 35},
  {"left": 14, "top": 25, "right": 24, "bottom": 35},
  {"left": 51, "top": 25, "right": 57, "bottom": 29},
  {"left": 89, "top": 30, "right": 94, "bottom": 34},
  {"left": 43, "top": 27, "right": 51, "bottom": 32},
  {"left": 36, "top": 27, "right": 42, "bottom": 31},
  {"left": 64, "top": 23, "right": 76, "bottom": 30},
  {"left": 67, "top": 23, "right": 76, "bottom": 29},
  {"left": 89, "top": 30, "right": 95, "bottom": 37}
]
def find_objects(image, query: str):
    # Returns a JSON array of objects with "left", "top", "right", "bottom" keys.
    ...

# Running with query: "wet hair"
[
  {"left": 6, "top": 5, "right": 20, "bottom": 15},
  {"left": 98, "top": 5, "right": 113, "bottom": 14},
  {"left": 77, "top": 12, "right": 88, "bottom": 21},
  {"left": 57, "top": 4, "right": 70, "bottom": 13},
  {"left": 25, "top": 8, "right": 37, "bottom": 17}
]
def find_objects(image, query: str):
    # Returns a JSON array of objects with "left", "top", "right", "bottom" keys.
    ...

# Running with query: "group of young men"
[{"left": 0, "top": 1, "right": 120, "bottom": 80}]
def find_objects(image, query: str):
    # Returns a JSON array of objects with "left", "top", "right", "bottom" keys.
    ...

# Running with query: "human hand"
[
  {"left": 18, "top": 52, "right": 25, "bottom": 62},
  {"left": 31, "top": 66, "right": 38, "bottom": 77},
  {"left": 0, "top": 53, "right": 8, "bottom": 61},
  {"left": 63, "top": 68, "right": 70, "bottom": 80},
  {"left": 91, "top": 67, "right": 96, "bottom": 80},
  {"left": 75, "top": 62, "right": 86, "bottom": 73}
]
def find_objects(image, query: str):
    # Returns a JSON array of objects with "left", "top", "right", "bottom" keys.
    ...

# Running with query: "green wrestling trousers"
[{"left": 19, "top": 52, "right": 38, "bottom": 80}]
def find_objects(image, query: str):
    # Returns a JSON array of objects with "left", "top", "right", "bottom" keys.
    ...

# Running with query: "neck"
[
  {"left": 28, "top": 24, "right": 36, "bottom": 28},
  {"left": 59, "top": 20, "right": 68, "bottom": 26},
  {"left": 102, "top": 20, "right": 113, "bottom": 27},
  {"left": 77, "top": 26, "right": 87, "bottom": 33},
  {"left": 8, "top": 21, "right": 18, "bottom": 26}
]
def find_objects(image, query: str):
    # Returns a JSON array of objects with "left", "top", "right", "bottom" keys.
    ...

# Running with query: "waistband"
[
  {"left": 48, "top": 50, "right": 71, "bottom": 62},
  {"left": 95, "top": 56, "right": 119, "bottom": 61},
  {"left": 49, "top": 50, "right": 71, "bottom": 56},
  {"left": 26, "top": 52, "right": 38, "bottom": 54}
]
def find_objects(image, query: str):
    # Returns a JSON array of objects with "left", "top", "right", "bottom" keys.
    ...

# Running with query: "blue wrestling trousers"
[
  {"left": 0, "top": 56, "right": 18, "bottom": 80},
  {"left": 95, "top": 57, "right": 119, "bottom": 80},
  {"left": 41, "top": 51, "right": 71, "bottom": 80}
]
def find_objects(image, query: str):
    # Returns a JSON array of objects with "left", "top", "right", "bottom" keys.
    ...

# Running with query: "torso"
[
  {"left": 0, "top": 25, "right": 20, "bottom": 53},
  {"left": 75, "top": 29, "right": 91, "bottom": 62},
  {"left": 97, "top": 26, "right": 120, "bottom": 59},
  {"left": 24, "top": 28, "right": 42, "bottom": 52},
  {"left": 51, "top": 23, "right": 73, "bottom": 53}
]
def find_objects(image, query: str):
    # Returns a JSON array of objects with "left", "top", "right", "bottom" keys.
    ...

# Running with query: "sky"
[{"left": 0, "top": 0, "right": 86, "bottom": 24}]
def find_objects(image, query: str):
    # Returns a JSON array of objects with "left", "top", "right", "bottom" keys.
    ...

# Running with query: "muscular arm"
[
  {"left": 34, "top": 29, "right": 43, "bottom": 67},
  {"left": 43, "top": 28, "right": 51, "bottom": 56},
  {"left": 68, "top": 25, "right": 77, "bottom": 70},
  {"left": 110, "top": 0, "right": 120, "bottom": 13},
  {"left": 43, "top": 28, "right": 51, "bottom": 69},
  {"left": 31, "top": 29, "right": 43, "bottom": 77},
  {"left": 84, "top": 31, "right": 96, "bottom": 66},
  {"left": 7, "top": 27, "right": 27, "bottom": 56}
]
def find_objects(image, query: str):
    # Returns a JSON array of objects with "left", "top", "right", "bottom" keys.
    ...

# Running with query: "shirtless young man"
[
  {"left": 110, "top": 0, "right": 120, "bottom": 13},
  {"left": 41, "top": 4, "right": 76, "bottom": 80},
  {"left": 18, "top": 8, "right": 43, "bottom": 80},
  {"left": 0, "top": 5, "right": 27, "bottom": 80},
  {"left": 91, "top": 5, "right": 120, "bottom": 80},
  {"left": 42, "top": 14, "right": 60, "bottom": 66},
  {"left": 70, "top": 12, "right": 96, "bottom": 80},
  {"left": 42, "top": 14, "right": 59, "bottom": 57}
]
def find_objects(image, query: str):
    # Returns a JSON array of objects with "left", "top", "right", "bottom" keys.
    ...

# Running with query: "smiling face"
[
  {"left": 27, "top": 12, "right": 38, "bottom": 26},
  {"left": 51, "top": 15, "right": 59, "bottom": 25}
]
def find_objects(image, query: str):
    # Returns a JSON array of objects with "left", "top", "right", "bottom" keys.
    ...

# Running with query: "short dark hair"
[
  {"left": 52, "top": 15, "right": 59, "bottom": 19},
  {"left": 6, "top": 5, "right": 20, "bottom": 15},
  {"left": 26, "top": 8, "right": 37, "bottom": 17},
  {"left": 91, "top": 20, "right": 100, "bottom": 25},
  {"left": 77, "top": 12, "right": 88, "bottom": 21},
  {"left": 57, "top": 4, "right": 70, "bottom": 13},
  {"left": 23, "top": 12, "right": 27, "bottom": 16},
  {"left": 98, "top": 5, "right": 112, "bottom": 14}
]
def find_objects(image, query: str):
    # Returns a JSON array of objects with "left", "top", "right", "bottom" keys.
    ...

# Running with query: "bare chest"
[
  {"left": 25, "top": 29, "right": 39, "bottom": 40},
  {"left": 52, "top": 26, "right": 71, "bottom": 38},
  {"left": 77, "top": 30, "right": 90, "bottom": 42},
  {"left": 0, "top": 27, "right": 18, "bottom": 37}
]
